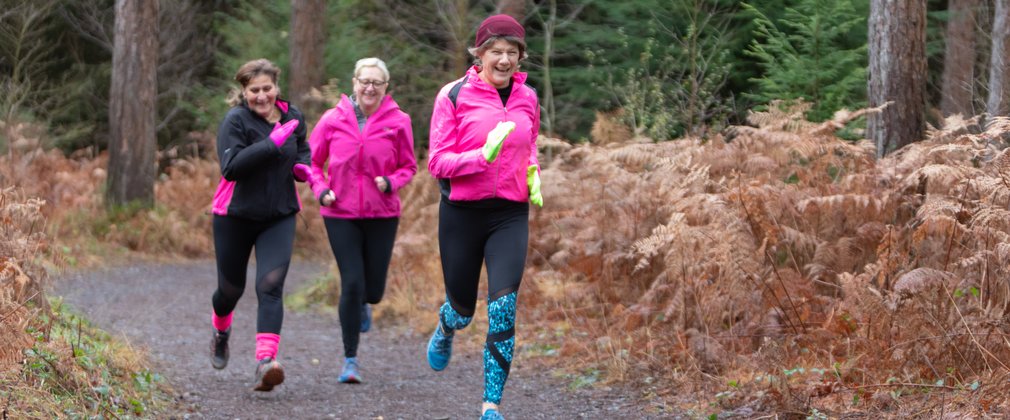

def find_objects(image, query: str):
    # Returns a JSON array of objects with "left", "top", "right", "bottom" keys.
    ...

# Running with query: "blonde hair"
[{"left": 354, "top": 57, "right": 390, "bottom": 81}]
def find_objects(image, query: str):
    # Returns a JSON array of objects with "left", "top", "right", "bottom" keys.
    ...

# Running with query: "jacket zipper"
[
  {"left": 358, "top": 118, "right": 366, "bottom": 216},
  {"left": 493, "top": 104, "right": 509, "bottom": 198}
]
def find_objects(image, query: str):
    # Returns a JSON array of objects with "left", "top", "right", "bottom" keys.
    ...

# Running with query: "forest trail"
[{"left": 53, "top": 261, "right": 657, "bottom": 419}]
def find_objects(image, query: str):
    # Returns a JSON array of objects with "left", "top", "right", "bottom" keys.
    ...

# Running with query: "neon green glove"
[
  {"left": 482, "top": 121, "right": 515, "bottom": 163},
  {"left": 527, "top": 164, "right": 542, "bottom": 207}
]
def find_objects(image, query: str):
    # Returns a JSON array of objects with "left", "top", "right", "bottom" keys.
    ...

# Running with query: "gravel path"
[{"left": 54, "top": 261, "right": 658, "bottom": 419}]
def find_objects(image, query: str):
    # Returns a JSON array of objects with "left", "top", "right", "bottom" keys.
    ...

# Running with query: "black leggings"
[
  {"left": 212, "top": 214, "right": 295, "bottom": 334},
  {"left": 324, "top": 217, "right": 399, "bottom": 358},
  {"left": 438, "top": 199, "right": 529, "bottom": 316}
]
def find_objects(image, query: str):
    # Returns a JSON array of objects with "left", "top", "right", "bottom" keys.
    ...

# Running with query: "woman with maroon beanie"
[{"left": 425, "top": 14, "right": 543, "bottom": 420}]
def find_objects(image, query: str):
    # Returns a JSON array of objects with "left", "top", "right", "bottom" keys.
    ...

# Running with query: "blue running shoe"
[
  {"left": 480, "top": 408, "right": 505, "bottom": 420},
  {"left": 426, "top": 322, "right": 454, "bottom": 371},
  {"left": 338, "top": 357, "right": 361, "bottom": 384},
  {"left": 361, "top": 304, "right": 372, "bottom": 333}
]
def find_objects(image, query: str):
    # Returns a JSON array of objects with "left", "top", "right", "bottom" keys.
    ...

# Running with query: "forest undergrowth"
[{"left": 5, "top": 102, "right": 1010, "bottom": 416}]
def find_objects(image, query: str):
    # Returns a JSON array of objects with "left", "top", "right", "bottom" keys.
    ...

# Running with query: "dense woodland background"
[{"left": 6, "top": 0, "right": 1010, "bottom": 417}]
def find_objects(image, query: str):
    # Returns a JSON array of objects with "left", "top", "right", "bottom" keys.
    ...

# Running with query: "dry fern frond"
[
  {"left": 912, "top": 214, "right": 969, "bottom": 245},
  {"left": 796, "top": 194, "right": 882, "bottom": 214},
  {"left": 893, "top": 267, "right": 955, "bottom": 297},
  {"left": 969, "top": 208, "right": 1010, "bottom": 234},
  {"left": 967, "top": 176, "right": 1010, "bottom": 207},
  {"left": 925, "top": 113, "right": 982, "bottom": 144},
  {"left": 745, "top": 100, "right": 816, "bottom": 133},
  {"left": 983, "top": 115, "right": 1010, "bottom": 140},
  {"left": 775, "top": 225, "right": 818, "bottom": 255},
  {"left": 901, "top": 164, "right": 978, "bottom": 195},
  {"left": 925, "top": 142, "right": 984, "bottom": 166},
  {"left": 537, "top": 134, "right": 573, "bottom": 154},
  {"left": 811, "top": 103, "right": 888, "bottom": 136},
  {"left": 632, "top": 213, "right": 687, "bottom": 271},
  {"left": 914, "top": 197, "right": 963, "bottom": 220},
  {"left": 984, "top": 147, "right": 1010, "bottom": 176},
  {"left": 606, "top": 144, "right": 658, "bottom": 171},
  {"left": 997, "top": 242, "right": 1010, "bottom": 264}
]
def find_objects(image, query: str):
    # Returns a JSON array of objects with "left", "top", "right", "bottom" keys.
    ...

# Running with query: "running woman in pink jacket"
[
  {"left": 425, "top": 15, "right": 543, "bottom": 420},
  {"left": 306, "top": 57, "right": 417, "bottom": 384},
  {"left": 209, "top": 59, "right": 310, "bottom": 392}
]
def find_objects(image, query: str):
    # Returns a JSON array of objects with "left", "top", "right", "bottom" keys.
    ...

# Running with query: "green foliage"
[
  {"left": 555, "top": 0, "right": 736, "bottom": 140},
  {"left": 5, "top": 300, "right": 174, "bottom": 418},
  {"left": 535, "top": 0, "right": 671, "bottom": 140},
  {"left": 742, "top": 0, "right": 868, "bottom": 121}
]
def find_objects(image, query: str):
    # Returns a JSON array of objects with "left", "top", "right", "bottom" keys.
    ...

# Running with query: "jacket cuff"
[
  {"left": 382, "top": 176, "right": 392, "bottom": 193},
  {"left": 318, "top": 188, "right": 332, "bottom": 205}
]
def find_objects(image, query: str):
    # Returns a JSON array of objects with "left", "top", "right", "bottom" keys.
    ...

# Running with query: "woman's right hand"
[
  {"left": 319, "top": 189, "right": 336, "bottom": 207},
  {"left": 482, "top": 121, "right": 515, "bottom": 163},
  {"left": 270, "top": 120, "right": 299, "bottom": 148}
]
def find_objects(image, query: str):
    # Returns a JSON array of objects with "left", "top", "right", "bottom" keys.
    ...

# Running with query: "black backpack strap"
[
  {"left": 448, "top": 78, "right": 466, "bottom": 108},
  {"left": 438, "top": 77, "right": 468, "bottom": 200}
]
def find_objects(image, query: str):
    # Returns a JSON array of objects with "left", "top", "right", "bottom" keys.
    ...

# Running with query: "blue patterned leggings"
[{"left": 437, "top": 199, "right": 528, "bottom": 405}]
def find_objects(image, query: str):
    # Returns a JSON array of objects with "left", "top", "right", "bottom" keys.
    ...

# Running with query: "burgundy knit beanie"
[{"left": 475, "top": 14, "right": 525, "bottom": 47}]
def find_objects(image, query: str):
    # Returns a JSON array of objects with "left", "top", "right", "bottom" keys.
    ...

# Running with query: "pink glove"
[
  {"left": 293, "top": 163, "right": 311, "bottom": 182},
  {"left": 270, "top": 120, "right": 299, "bottom": 148}
]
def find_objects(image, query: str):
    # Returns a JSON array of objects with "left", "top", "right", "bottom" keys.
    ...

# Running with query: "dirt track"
[{"left": 54, "top": 261, "right": 659, "bottom": 419}]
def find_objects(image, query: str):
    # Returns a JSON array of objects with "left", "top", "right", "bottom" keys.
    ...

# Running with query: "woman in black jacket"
[{"left": 207, "top": 58, "right": 310, "bottom": 392}]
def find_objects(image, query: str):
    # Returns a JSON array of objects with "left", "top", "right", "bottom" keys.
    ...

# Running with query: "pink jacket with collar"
[
  {"left": 307, "top": 94, "right": 417, "bottom": 219},
  {"left": 428, "top": 66, "right": 540, "bottom": 203}
]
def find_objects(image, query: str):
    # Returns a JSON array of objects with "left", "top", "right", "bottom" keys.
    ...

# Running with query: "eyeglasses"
[{"left": 355, "top": 78, "right": 388, "bottom": 88}]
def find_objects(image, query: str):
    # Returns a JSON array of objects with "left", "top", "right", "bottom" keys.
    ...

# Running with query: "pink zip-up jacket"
[
  {"left": 428, "top": 66, "right": 540, "bottom": 203},
  {"left": 307, "top": 94, "right": 417, "bottom": 219}
]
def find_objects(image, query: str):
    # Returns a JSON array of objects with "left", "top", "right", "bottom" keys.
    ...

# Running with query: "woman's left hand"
[{"left": 374, "top": 176, "right": 389, "bottom": 193}]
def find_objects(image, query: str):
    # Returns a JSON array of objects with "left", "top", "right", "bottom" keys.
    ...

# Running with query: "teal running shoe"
[
  {"left": 338, "top": 357, "right": 361, "bottom": 384},
  {"left": 426, "top": 322, "right": 454, "bottom": 371}
]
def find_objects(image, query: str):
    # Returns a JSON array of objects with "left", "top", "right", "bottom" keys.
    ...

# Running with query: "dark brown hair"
[
  {"left": 228, "top": 59, "right": 281, "bottom": 106},
  {"left": 235, "top": 59, "right": 280, "bottom": 87}
]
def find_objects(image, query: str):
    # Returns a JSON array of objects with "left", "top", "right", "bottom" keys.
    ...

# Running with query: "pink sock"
[
  {"left": 212, "top": 311, "right": 233, "bottom": 332},
  {"left": 255, "top": 333, "right": 280, "bottom": 361}
]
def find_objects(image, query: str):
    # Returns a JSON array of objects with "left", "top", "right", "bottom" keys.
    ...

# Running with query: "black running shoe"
[
  {"left": 211, "top": 327, "right": 230, "bottom": 370},
  {"left": 253, "top": 357, "right": 285, "bottom": 392}
]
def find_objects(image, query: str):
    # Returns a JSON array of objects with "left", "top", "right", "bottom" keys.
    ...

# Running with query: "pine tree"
[{"left": 743, "top": 0, "right": 868, "bottom": 122}]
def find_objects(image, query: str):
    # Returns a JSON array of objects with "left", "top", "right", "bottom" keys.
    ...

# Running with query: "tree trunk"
[
  {"left": 989, "top": 0, "right": 1010, "bottom": 116},
  {"left": 940, "top": 0, "right": 979, "bottom": 117},
  {"left": 497, "top": 0, "right": 525, "bottom": 19},
  {"left": 867, "top": 0, "right": 927, "bottom": 158},
  {"left": 542, "top": 0, "right": 556, "bottom": 137},
  {"left": 289, "top": 0, "right": 326, "bottom": 109},
  {"left": 107, "top": 0, "right": 158, "bottom": 207}
]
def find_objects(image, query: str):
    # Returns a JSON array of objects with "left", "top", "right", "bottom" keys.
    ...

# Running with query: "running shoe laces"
[{"left": 338, "top": 357, "right": 362, "bottom": 383}]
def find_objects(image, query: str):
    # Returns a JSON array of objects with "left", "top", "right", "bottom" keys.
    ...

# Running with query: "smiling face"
[
  {"left": 243, "top": 74, "right": 278, "bottom": 120},
  {"left": 478, "top": 39, "right": 520, "bottom": 89},
  {"left": 353, "top": 66, "right": 388, "bottom": 114}
]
